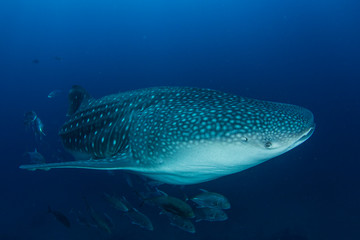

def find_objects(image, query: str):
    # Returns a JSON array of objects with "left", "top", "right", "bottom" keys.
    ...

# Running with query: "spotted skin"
[{"left": 20, "top": 87, "right": 315, "bottom": 185}]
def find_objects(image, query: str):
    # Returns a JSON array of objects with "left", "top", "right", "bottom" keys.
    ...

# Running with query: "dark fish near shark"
[
  {"left": 48, "top": 206, "right": 71, "bottom": 228},
  {"left": 54, "top": 56, "right": 63, "bottom": 62},
  {"left": 20, "top": 86, "right": 315, "bottom": 185}
]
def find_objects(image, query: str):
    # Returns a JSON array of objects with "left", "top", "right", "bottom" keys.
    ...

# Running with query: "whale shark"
[{"left": 20, "top": 86, "right": 315, "bottom": 185}]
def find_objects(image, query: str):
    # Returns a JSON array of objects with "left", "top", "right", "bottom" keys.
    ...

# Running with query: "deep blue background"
[{"left": 0, "top": 0, "right": 359, "bottom": 239}]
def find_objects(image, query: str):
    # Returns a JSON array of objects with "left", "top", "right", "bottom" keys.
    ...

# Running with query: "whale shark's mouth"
[
  {"left": 300, "top": 125, "right": 316, "bottom": 142},
  {"left": 290, "top": 124, "right": 315, "bottom": 150}
]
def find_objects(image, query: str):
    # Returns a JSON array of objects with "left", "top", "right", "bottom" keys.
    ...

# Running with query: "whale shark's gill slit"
[{"left": 60, "top": 102, "right": 133, "bottom": 159}]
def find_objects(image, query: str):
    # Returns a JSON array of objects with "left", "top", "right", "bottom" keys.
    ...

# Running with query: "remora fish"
[
  {"left": 24, "top": 149, "right": 46, "bottom": 164},
  {"left": 20, "top": 86, "right": 315, "bottom": 185}
]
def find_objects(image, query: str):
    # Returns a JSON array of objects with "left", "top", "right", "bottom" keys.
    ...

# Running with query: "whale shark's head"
[
  {"left": 234, "top": 101, "right": 315, "bottom": 160},
  {"left": 144, "top": 97, "right": 316, "bottom": 185}
]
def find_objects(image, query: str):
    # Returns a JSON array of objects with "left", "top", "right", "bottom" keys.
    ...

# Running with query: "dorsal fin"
[{"left": 67, "top": 85, "right": 92, "bottom": 116}]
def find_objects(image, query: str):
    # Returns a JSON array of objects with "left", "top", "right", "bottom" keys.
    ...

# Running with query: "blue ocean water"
[{"left": 1, "top": 0, "right": 359, "bottom": 239}]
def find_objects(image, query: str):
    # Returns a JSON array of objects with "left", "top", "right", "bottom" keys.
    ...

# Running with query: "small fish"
[
  {"left": 83, "top": 197, "right": 112, "bottom": 234},
  {"left": 124, "top": 173, "right": 134, "bottom": 188},
  {"left": 24, "top": 111, "right": 46, "bottom": 138},
  {"left": 24, "top": 111, "right": 37, "bottom": 125},
  {"left": 163, "top": 212, "right": 195, "bottom": 234},
  {"left": 34, "top": 116, "right": 46, "bottom": 136},
  {"left": 136, "top": 188, "right": 166, "bottom": 201},
  {"left": 54, "top": 56, "right": 63, "bottom": 61},
  {"left": 103, "top": 193, "right": 129, "bottom": 212},
  {"left": 191, "top": 189, "right": 230, "bottom": 209},
  {"left": 146, "top": 180, "right": 165, "bottom": 189},
  {"left": 51, "top": 150, "right": 68, "bottom": 163},
  {"left": 125, "top": 208, "right": 153, "bottom": 231},
  {"left": 24, "top": 149, "right": 45, "bottom": 164},
  {"left": 103, "top": 212, "right": 114, "bottom": 229},
  {"left": 141, "top": 190, "right": 195, "bottom": 218},
  {"left": 48, "top": 206, "right": 71, "bottom": 228},
  {"left": 48, "top": 90, "right": 63, "bottom": 99},
  {"left": 194, "top": 207, "right": 228, "bottom": 222},
  {"left": 74, "top": 210, "right": 97, "bottom": 228}
]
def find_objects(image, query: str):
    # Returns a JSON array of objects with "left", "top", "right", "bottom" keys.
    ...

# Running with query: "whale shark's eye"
[
  {"left": 265, "top": 141, "right": 272, "bottom": 148},
  {"left": 240, "top": 137, "right": 248, "bottom": 142}
]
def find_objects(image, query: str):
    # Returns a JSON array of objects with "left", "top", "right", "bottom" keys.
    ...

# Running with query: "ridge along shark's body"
[{"left": 20, "top": 86, "right": 315, "bottom": 185}]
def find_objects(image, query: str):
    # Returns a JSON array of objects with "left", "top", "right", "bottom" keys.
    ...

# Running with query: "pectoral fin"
[{"left": 19, "top": 153, "right": 136, "bottom": 171}]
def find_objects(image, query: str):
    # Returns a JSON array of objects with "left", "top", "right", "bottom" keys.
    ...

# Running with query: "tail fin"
[{"left": 67, "top": 85, "right": 92, "bottom": 116}]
